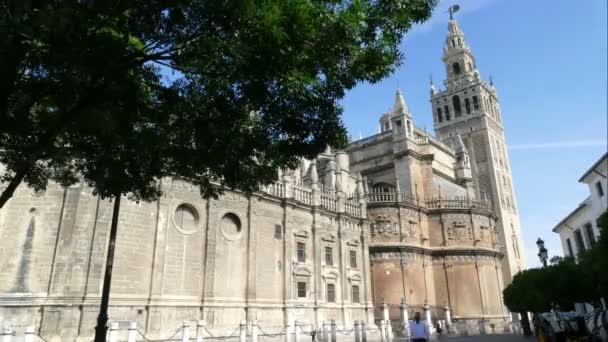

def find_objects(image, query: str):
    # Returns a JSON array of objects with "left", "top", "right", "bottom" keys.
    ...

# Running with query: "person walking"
[{"left": 410, "top": 312, "right": 430, "bottom": 342}]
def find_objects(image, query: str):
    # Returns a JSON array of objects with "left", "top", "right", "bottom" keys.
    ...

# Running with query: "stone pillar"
[
  {"left": 239, "top": 320, "right": 247, "bottom": 342},
  {"left": 330, "top": 320, "right": 337, "bottom": 342},
  {"left": 321, "top": 321, "right": 328, "bottom": 342},
  {"left": 294, "top": 320, "right": 301, "bottom": 342},
  {"left": 2, "top": 325, "right": 12, "bottom": 342},
  {"left": 24, "top": 326, "right": 34, "bottom": 342},
  {"left": 361, "top": 321, "right": 367, "bottom": 342},
  {"left": 128, "top": 321, "right": 138, "bottom": 342},
  {"left": 379, "top": 320, "right": 386, "bottom": 342},
  {"left": 382, "top": 301, "right": 389, "bottom": 322},
  {"left": 108, "top": 322, "right": 119, "bottom": 342},
  {"left": 286, "top": 321, "right": 293, "bottom": 342},
  {"left": 196, "top": 320, "right": 205, "bottom": 342},
  {"left": 354, "top": 321, "right": 361, "bottom": 342},
  {"left": 400, "top": 299, "right": 410, "bottom": 338},
  {"left": 251, "top": 320, "right": 258, "bottom": 342},
  {"left": 423, "top": 302, "right": 432, "bottom": 331},
  {"left": 444, "top": 303, "right": 452, "bottom": 330},
  {"left": 182, "top": 321, "right": 191, "bottom": 342}
]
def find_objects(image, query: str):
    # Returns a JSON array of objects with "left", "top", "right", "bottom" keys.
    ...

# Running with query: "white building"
[{"left": 553, "top": 153, "right": 607, "bottom": 259}]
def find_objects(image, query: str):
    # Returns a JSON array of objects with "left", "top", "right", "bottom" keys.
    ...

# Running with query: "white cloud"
[{"left": 509, "top": 140, "right": 607, "bottom": 150}]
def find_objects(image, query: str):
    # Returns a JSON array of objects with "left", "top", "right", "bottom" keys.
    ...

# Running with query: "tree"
[
  {"left": 0, "top": 0, "right": 436, "bottom": 206},
  {"left": 579, "top": 210, "right": 608, "bottom": 301},
  {"left": 1, "top": 1, "right": 437, "bottom": 340}
]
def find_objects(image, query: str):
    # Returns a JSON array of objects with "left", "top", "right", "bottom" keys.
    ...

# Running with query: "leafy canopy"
[
  {"left": 0, "top": 0, "right": 436, "bottom": 203},
  {"left": 503, "top": 210, "right": 608, "bottom": 313}
]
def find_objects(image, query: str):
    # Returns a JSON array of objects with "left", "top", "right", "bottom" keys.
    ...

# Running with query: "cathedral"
[{"left": 0, "top": 18, "right": 526, "bottom": 339}]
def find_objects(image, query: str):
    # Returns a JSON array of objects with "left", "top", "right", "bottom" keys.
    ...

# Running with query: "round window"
[
  {"left": 220, "top": 213, "right": 242, "bottom": 239},
  {"left": 173, "top": 204, "right": 199, "bottom": 234}
]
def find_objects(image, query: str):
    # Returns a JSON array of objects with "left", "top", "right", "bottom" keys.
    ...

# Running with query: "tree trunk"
[
  {"left": 0, "top": 167, "right": 29, "bottom": 208},
  {"left": 520, "top": 311, "right": 533, "bottom": 337},
  {"left": 94, "top": 193, "right": 121, "bottom": 342}
]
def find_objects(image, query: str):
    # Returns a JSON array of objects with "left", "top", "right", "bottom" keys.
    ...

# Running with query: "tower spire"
[{"left": 392, "top": 88, "right": 411, "bottom": 117}]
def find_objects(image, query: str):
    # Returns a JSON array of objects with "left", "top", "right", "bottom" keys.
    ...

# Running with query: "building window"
[
  {"left": 452, "top": 95, "right": 462, "bottom": 117},
  {"left": 297, "top": 282, "right": 307, "bottom": 298},
  {"left": 444, "top": 106, "right": 451, "bottom": 121},
  {"left": 174, "top": 204, "right": 199, "bottom": 234},
  {"left": 452, "top": 62, "right": 461, "bottom": 75},
  {"left": 325, "top": 247, "right": 333, "bottom": 266},
  {"left": 437, "top": 108, "right": 443, "bottom": 122},
  {"left": 349, "top": 250, "right": 357, "bottom": 268},
  {"left": 472, "top": 96, "right": 479, "bottom": 110},
  {"left": 466, "top": 100, "right": 473, "bottom": 114},
  {"left": 352, "top": 285, "right": 360, "bottom": 303},
  {"left": 585, "top": 223, "right": 596, "bottom": 246},
  {"left": 297, "top": 242, "right": 306, "bottom": 262},
  {"left": 274, "top": 224, "right": 282, "bottom": 239},
  {"left": 574, "top": 229, "right": 586, "bottom": 254},
  {"left": 566, "top": 238, "right": 574, "bottom": 257},
  {"left": 596, "top": 181, "right": 604, "bottom": 197},
  {"left": 327, "top": 284, "right": 336, "bottom": 303}
]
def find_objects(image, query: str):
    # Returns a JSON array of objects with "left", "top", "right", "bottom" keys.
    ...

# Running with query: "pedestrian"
[{"left": 410, "top": 312, "right": 430, "bottom": 342}]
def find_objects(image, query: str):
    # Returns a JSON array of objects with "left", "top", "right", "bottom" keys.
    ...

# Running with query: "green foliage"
[
  {"left": 503, "top": 257, "right": 594, "bottom": 313},
  {"left": 578, "top": 210, "right": 608, "bottom": 299},
  {"left": 0, "top": 0, "right": 437, "bottom": 203},
  {"left": 504, "top": 210, "right": 608, "bottom": 313}
]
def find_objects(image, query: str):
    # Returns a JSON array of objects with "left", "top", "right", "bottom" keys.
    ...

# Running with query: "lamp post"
[{"left": 536, "top": 238, "right": 548, "bottom": 268}]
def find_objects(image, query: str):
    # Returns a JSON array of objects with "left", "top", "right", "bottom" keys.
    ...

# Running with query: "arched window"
[
  {"left": 472, "top": 96, "right": 479, "bottom": 110},
  {"left": 464, "top": 98, "right": 471, "bottom": 114},
  {"left": 452, "top": 95, "right": 462, "bottom": 117},
  {"left": 452, "top": 62, "right": 461, "bottom": 75},
  {"left": 444, "top": 105, "right": 450, "bottom": 121},
  {"left": 437, "top": 107, "right": 443, "bottom": 122}
]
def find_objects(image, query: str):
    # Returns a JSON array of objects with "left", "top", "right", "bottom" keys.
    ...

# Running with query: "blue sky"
[{"left": 340, "top": 0, "right": 607, "bottom": 268}]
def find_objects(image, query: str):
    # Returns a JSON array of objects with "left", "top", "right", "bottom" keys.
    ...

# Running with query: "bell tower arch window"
[
  {"left": 452, "top": 62, "right": 461, "bottom": 75},
  {"left": 464, "top": 98, "right": 471, "bottom": 114},
  {"left": 437, "top": 107, "right": 443, "bottom": 122},
  {"left": 452, "top": 95, "right": 462, "bottom": 117}
]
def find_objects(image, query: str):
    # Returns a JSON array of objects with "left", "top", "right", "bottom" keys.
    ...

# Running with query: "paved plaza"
[{"left": 441, "top": 334, "right": 530, "bottom": 341}]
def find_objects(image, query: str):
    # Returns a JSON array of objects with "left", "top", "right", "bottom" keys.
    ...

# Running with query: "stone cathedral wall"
[{"left": 0, "top": 178, "right": 373, "bottom": 340}]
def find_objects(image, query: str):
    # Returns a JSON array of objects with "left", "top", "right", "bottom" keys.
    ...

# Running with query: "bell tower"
[{"left": 430, "top": 16, "right": 526, "bottom": 284}]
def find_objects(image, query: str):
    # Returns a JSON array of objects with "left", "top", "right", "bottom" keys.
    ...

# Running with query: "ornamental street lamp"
[{"left": 536, "top": 238, "right": 548, "bottom": 267}]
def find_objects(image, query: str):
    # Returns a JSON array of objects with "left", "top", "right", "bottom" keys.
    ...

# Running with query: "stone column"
[
  {"left": 400, "top": 299, "right": 410, "bottom": 338},
  {"left": 423, "top": 302, "right": 432, "bottom": 331},
  {"left": 128, "top": 322, "right": 138, "bottom": 342},
  {"left": 444, "top": 303, "right": 452, "bottom": 329},
  {"left": 181, "top": 321, "right": 191, "bottom": 342}
]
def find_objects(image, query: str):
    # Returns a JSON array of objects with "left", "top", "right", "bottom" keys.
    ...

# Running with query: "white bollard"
[
  {"left": 400, "top": 304, "right": 410, "bottom": 338},
  {"left": 354, "top": 321, "right": 361, "bottom": 342},
  {"left": 382, "top": 302, "right": 389, "bottom": 323},
  {"left": 182, "top": 321, "right": 191, "bottom": 342},
  {"left": 127, "top": 321, "right": 137, "bottom": 342},
  {"left": 322, "top": 321, "right": 328, "bottom": 342},
  {"left": 251, "top": 320, "right": 258, "bottom": 342},
  {"left": 2, "top": 325, "right": 12, "bottom": 342},
  {"left": 24, "top": 326, "right": 35, "bottom": 342},
  {"left": 385, "top": 320, "right": 392, "bottom": 342},
  {"left": 240, "top": 320, "right": 247, "bottom": 342},
  {"left": 109, "top": 322, "right": 119, "bottom": 342},
  {"left": 444, "top": 303, "right": 452, "bottom": 331},
  {"left": 285, "top": 321, "right": 293, "bottom": 342},
  {"left": 379, "top": 320, "right": 385, "bottom": 342},
  {"left": 423, "top": 302, "right": 432, "bottom": 332},
  {"left": 196, "top": 320, "right": 205, "bottom": 342},
  {"left": 294, "top": 321, "right": 301, "bottom": 342},
  {"left": 361, "top": 322, "right": 367, "bottom": 342},
  {"left": 330, "top": 320, "right": 336, "bottom": 342}
]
